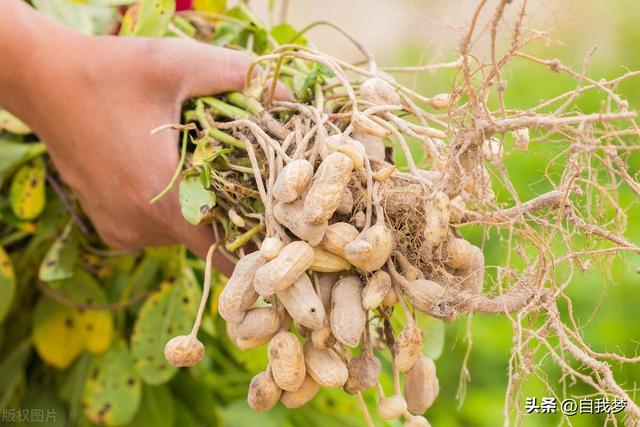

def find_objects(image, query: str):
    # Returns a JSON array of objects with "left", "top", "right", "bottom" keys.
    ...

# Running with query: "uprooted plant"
[{"left": 150, "top": 2, "right": 640, "bottom": 425}]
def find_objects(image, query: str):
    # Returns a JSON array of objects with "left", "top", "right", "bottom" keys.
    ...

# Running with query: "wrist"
[{"left": 0, "top": 1, "right": 85, "bottom": 129}]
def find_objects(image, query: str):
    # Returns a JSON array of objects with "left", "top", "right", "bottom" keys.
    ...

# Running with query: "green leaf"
[
  {"left": 9, "top": 156, "right": 46, "bottom": 220},
  {"left": 82, "top": 344, "right": 141, "bottom": 426},
  {"left": 0, "top": 140, "right": 45, "bottom": 186},
  {"left": 0, "top": 246, "right": 16, "bottom": 324},
  {"left": 211, "top": 21, "right": 244, "bottom": 47},
  {"left": 221, "top": 399, "right": 287, "bottom": 427},
  {"left": 131, "top": 273, "right": 200, "bottom": 385},
  {"left": 417, "top": 314, "right": 445, "bottom": 360},
  {"left": 173, "top": 400, "right": 201, "bottom": 427},
  {"left": 32, "top": 0, "right": 121, "bottom": 35},
  {"left": 270, "top": 23, "right": 306, "bottom": 46},
  {"left": 39, "top": 222, "right": 80, "bottom": 283},
  {"left": 125, "top": 384, "right": 175, "bottom": 427},
  {"left": 0, "top": 339, "right": 31, "bottom": 410},
  {"left": 179, "top": 176, "right": 216, "bottom": 225},
  {"left": 17, "top": 389, "right": 68, "bottom": 427},
  {"left": 120, "top": 0, "right": 176, "bottom": 37},
  {"left": 169, "top": 371, "right": 221, "bottom": 426}
]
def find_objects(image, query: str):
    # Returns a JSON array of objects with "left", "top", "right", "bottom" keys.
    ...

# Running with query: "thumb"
[{"left": 167, "top": 39, "right": 289, "bottom": 100}]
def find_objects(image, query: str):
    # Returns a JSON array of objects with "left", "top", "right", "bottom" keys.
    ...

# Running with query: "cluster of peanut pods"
[{"left": 208, "top": 78, "right": 487, "bottom": 425}]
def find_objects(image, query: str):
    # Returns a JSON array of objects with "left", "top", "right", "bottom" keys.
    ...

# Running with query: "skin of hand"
[{"left": 0, "top": 1, "right": 286, "bottom": 273}]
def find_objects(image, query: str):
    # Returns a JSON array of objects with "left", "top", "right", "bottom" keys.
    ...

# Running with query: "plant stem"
[
  {"left": 225, "top": 223, "right": 264, "bottom": 252},
  {"left": 201, "top": 97, "right": 250, "bottom": 120},
  {"left": 150, "top": 129, "right": 189, "bottom": 204}
]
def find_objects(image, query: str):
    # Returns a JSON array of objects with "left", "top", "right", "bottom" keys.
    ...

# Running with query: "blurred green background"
[{"left": 2, "top": 1, "right": 639, "bottom": 426}]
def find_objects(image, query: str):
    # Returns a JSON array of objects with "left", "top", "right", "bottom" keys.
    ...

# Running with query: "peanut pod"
[
  {"left": 218, "top": 251, "right": 265, "bottom": 322},
  {"left": 330, "top": 275, "right": 366, "bottom": 348},
  {"left": 273, "top": 159, "right": 314, "bottom": 202},
  {"left": 303, "top": 342, "right": 348, "bottom": 388},
  {"left": 405, "top": 354, "right": 439, "bottom": 414},
  {"left": 281, "top": 375, "right": 320, "bottom": 408},
  {"left": 320, "top": 222, "right": 359, "bottom": 258},
  {"left": 303, "top": 152, "right": 353, "bottom": 224},
  {"left": 274, "top": 200, "right": 327, "bottom": 246},
  {"left": 247, "top": 369, "right": 282, "bottom": 412},
  {"left": 277, "top": 273, "right": 324, "bottom": 330},
  {"left": 310, "top": 247, "right": 351, "bottom": 273},
  {"left": 268, "top": 331, "right": 306, "bottom": 392},
  {"left": 362, "top": 270, "right": 392, "bottom": 310},
  {"left": 254, "top": 241, "right": 314, "bottom": 296}
]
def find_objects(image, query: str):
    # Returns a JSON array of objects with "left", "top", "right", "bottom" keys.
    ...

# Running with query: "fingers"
[{"left": 164, "top": 38, "right": 290, "bottom": 101}]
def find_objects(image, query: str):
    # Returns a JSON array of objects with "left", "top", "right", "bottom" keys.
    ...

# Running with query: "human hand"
[{"left": 1, "top": 3, "right": 285, "bottom": 272}]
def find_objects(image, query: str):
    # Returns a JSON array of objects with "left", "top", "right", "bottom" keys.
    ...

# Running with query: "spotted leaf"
[
  {"left": 82, "top": 344, "right": 141, "bottom": 426},
  {"left": 179, "top": 176, "right": 216, "bottom": 225},
  {"left": 120, "top": 0, "right": 176, "bottom": 37},
  {"left": 9, "top": 156, "right": 46, "bottom": 220},
  {"left": 39, "top": 222, "right": 80, "bottom": 283},
  {"left": 130, "top": 273, "right": 200, "bottom": 385},
  {"left": 32, "top": 297, "right": 85, "bottom": 369}
]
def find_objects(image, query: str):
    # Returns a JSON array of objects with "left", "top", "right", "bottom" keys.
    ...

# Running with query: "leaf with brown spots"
[
  {"left": 82, "top": 344, "right": 141, "bottom": 426},
  {"left": 130, "top": 272, "right": 200, "bottom": 385},
  {"left": 39, "top": 222, "right": 80, "bottom": 283},
  {"left": 9, "top": 156, "right": 46, "bottom": 220}
]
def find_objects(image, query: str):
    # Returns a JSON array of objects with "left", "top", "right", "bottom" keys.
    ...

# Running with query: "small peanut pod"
[
  {"left": 336, "top": 138, "right": 366, "bottom": 171},
  {"left": 344, "top": 224, "right": 394, "bottom": 272},
  {"left": 254, "top": 241, "right": 315, "bottom": 296},
  {"left": 227, "top": 322, "right": 273, "bottom": 350},
  {"left": 353, "top": 130, "right": 386, "bottom": 162},
  {"left": 430, "top": 93, "right": 450, "bottom": 109},
  {"left": 381, "top": 286, "right": 399, "bottom": 306},
  {"left": 373, "top": 162, "right": 396, "bottom": 182},
  {"left": 274, "top": 200, "right": 327, "bottom": 246},
  {"left": 394, "top": 321, "right": 423, "bottom": 372},
  {"left": 377, "top": 395, "right": 408, "bottom": 420},
  {"left": 362, "top": 270, "right": 392, "bottom": 310},
  {"left": 303, "top": 342, "right": 348, "bottom": 388},
  {"left": 273, "top": 159, "right": 314, "bottom": 203},
  {"left": 400, "top": 279, "right": 447, "bottom": 317},
  {"left": 247, "top": 369, "right": 282, "bottom": 412},
  {"left": 318, "top": 134, "right": 343, "bottom": 159},
  {"left": 218, "top": 251, "right": 266, "bottom": 322},
  {"left": 164, "top": 335, "right": 204, "bottom": 367},
  {"left": 311, "top": 320, "right": 336, "bottom": 350},
  {"left": 423, "top": 191, "right": 450, "bottom": 247},
  {"left": 335, "top": 188, "right": 354, "bottom": 215},
  {"left": 303, "top": 152, "right": 354, "bottom": 224},
  {"left": 443, "top": 237, "right": 474, "bottom": 270},
  {"left": 404, "top": 414, "right": 432, "bottom": 427},
  {"left": 331, "top": 276, "right": 366, "bottom": 347},
  {"left": 277, "top": 273, "right": 324, "bottom": 330},
  {"left": 456, "top": 244, "right": 484, "bottom": 295},
  {"left": 235, "top": 306, "right": 282, "bottom": 341},
  {"left": 320, "top": 222, "right": 359, "bottom": 258},
  {"left": 347, "top": 351, "right": 381, "bottom": 391},
  {"left": 449, "top": 196, "right": 466, "bottom": 224},
  {"left": 352, "top": 112, "right": 391, "bottom": 137},
  {"left": 260, "top": 237, "right": 284, "bottom": 261},
  {"left": 405, "top": 354, "right": 439, "bottom": 414},
  {"left": 281, "top": 375, "right": 320, "bottom": 408},
  {"left": 314, "top": 272, "right": 336, "bottom": 311},
  {"left": 268, "top": 331, "right": 306, "bottom": 392},
  {"left": 310, "top": 247, "right": 351, "bottom": 273},
  {"left": 360, "top": 77, "right": 401, "bottom": 105}
]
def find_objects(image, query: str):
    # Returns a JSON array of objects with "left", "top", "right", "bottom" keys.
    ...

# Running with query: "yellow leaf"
[
  {"left": 32, "top": 298, "right": 85, "bottom": 369},
  {"left": 193, "top": 0, "right": 226, "bottom": 13},
  {"left": 81, "top": 310, "right": 114, "bottom": 354},
  {"left": 0, "top": 246, "right": 16, "bottom": 324},
  {"left": 9, "top": 157, "right": 46, "bottom": 220}
]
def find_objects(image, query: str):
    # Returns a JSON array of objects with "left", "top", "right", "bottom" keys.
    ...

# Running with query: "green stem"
[
  {"left": 225, "top": 92, "right": 264, "bottom": 115},
  {"left": 150, "top": 129, "right": 189, "bottom": 204},
  {"left": 0, "top": 230, "right": 30, "bottom": 247},
  {"left": 225, "top": 223, "right": 264, "bottom": 252},
  {"left": 201, "top": 97, "right": 250, "bottom": 120},
  {"left": 207, "top": 128, "right": 246, "bottom": 150}
]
